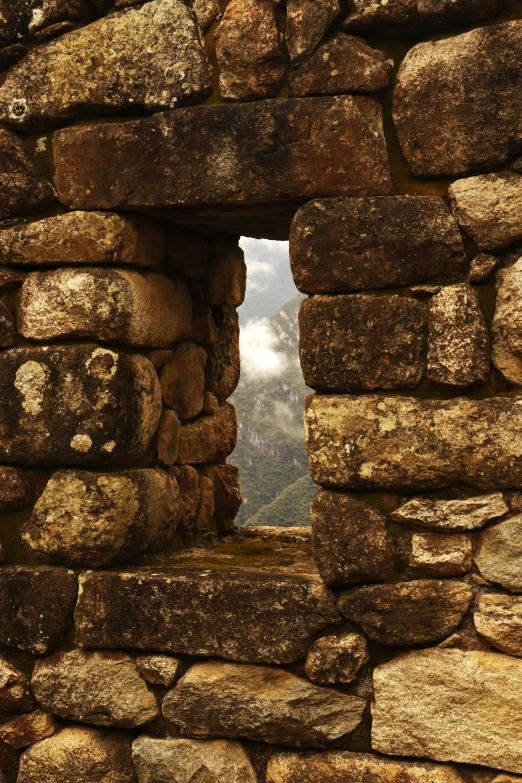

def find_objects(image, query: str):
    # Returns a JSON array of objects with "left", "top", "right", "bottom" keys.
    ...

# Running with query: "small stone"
[
  {"left": 203, "top": 238, "right": 246, "bottom": 307},
  {"left": 290, "top": 33, "right": 392, "bottom": 96},
  {"left": 136, "top": 655, "right": 181, "bottom": 687},
  {"left": 0, "top": 130, "right": 55, "bottom": 220},
  {"left": 132, "top": 737, "right": 257, "bottom": 783},
  {"left": 171, "top": 466, "right": 200, "bottom": 531},
  {"left": 0, "top": 657, "right": 33, "bottom": 712},
  {"left": 0, "top": 44, "right": 28, "bottom": 71},
  {"left": 32, "top": 650, "right": 159, "bottom": 728},
  {"left": 203, "top": 391, "right": 219, "bottom": 415},
  {"left": 0, "top": 710, "right": 57, "bottom": 750},
  {"left": 468, "top": 253, "right": 498, "bottom": 283},
  {"left": 427, "top": 283, "right": 490, "bottom": 386},
  {"left": 372, "top": 648, "right": 522, "bottom": 772},
  {"left": 21, "top": 469, "right": 181, "bottom": 568},
  {"left": 492, "top": 257, "right": 522, "bottom": 384},
  {"left": 338, "top": 580, "right": 473, "bottom": 645},
  {"left": 216, "top": 0, "right": 285, "bottom": 100},
  {"left": 409, "top": 532, "right": 472, "bottom": 577},
  {"left": 0, "top": 211, "right": 165, "bottom": 268},
  {"left": 196, "top": 464, "right": 242, "bottom": 531},
  {"left": 290, "top": 196, "right": 466, "bottom": 294},
  {"left": 27, "top": 0, "right": 91, "bottom": 34},
  {"left": 0, "top": 466, "right": 30, "bottom": 511},
  {"left": 390, "top": 494, "right": 509, "bottom": 531},
  {"left": 177, "top": 403, "right": 237, "bottom": 464},
  {"left": 299, "top": 294, "right": 424, "bottom": 392},
  {"left": 17, "top": 727, "right": 137, "bottom": 783},
  {"left": 304, "top": 628, "right": 368, "bottom": 685},
  {"left": 33, "top": 20, "right": 77, "bottom": 40},
  {"left": 474, "top": 593, "right": 522, "bottom": 656},
  {"left": 205, "top": 306, "right": 240, "bottom": 402},
  {"left": 286, "top": 0, "right": 340, "bottom": 62},
  {"left": 167, "top": 229, "right": 208, "bottom": 280},
  {"left": 409, "top": 284, "right": 442, "bottom": 297},
  {"left": 160, "top": 342, "right": 207, "bottom": 420},
  {"left": 0, "top": 302, "right": 14, "bottom": 348},
  {"left": 156, "top": 409, "right": 181, "bottom": 467},
  {"left": 193, "top": 0, "right": 219, "bottom": 29},
  {"left": 162, "top": 660, "right": 365, "bottom": 748},
  {"left": 475, "top": 515, "right": 522, "bottom": 593},
  {"left": 311, "top": 489, "right": 393, "bottom": 586},
  {"left": 344, "top": 0, "right": 502, "bottom": 32},
  {"left": 0, "top": 0, "right": 212, "bottom": 132}
]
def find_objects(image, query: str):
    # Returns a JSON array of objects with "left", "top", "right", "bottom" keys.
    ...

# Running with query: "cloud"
[
  {"left": 272, "top": 400, "right": 303, "bottom": 439},
  {"left": 240, "top": 238, "right": 290, "bottom": 292},
  {"left": 240, "top": 318, "right": 288, "bottom": 380}
]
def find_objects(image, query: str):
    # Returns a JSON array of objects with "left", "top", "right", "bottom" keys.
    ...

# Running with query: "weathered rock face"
[
  {"left": 75, "top": 567, "right": 339, "bottom": 664},
  {"left": 53, "top": 96, "right": 393, "bottom": 211},
  {"left": 300, "top": 294, "right": 424, "bottom": 392},
  {"left": 0, "top": 657, "right": 32, "bottom": 713},
  {"left": 372, "top": 648, "right": 522, "bottom": 773},
  {"left": 344, "top": 0, "right": 502, "bottom": 32},
  {"left": 21, "top": 469, "right": 180, "bottom": 567},
  {"left": 193, "top": 0, "right": 218, "bottom": 29},
  {"left": 475, "top": 515, "right": 522, "bottom": 592},
  {"left": 160, "top": 342, "right": 207, "bottom": 420},
  {"left": 18, "top": 268, "right": 192, "bottom": 348},
  {"left": 203, "top": 238, "right": 246, "bottom": 307},
  {"left": 32, "top": 650, "right": 159, "bottom": 728},
  {"left": 205, "top": 306, "right": 240, "bottom": 402},
  {"left": 132, "top": 737, "right": 258, "bottom": 783},
  {"left": 0, "top": 567, "right": 77, "bottom": 654},
  {"left": 177, "top": 403, "right": 237, "bottom": 464},
  {"left": 0, "top": 344, "right": 161, "bottom": 466},
  {"left": 0, "top": 130, "right": 55, "bottom": 219},
  {"left": 492, "top": 258, "right": 522, "bottom": 384},
  {"left": 215, "top": 0, "right": 285, "bottom": 100},
  {"left": 289, "top": 33, "right": 392, "bottom": 96},
  {"left": 197, "top": 464, "right": 242, "bottom": 530},
  {"left": 167, "top": 228, "right": 208, "bottom": 280},
  {"left": 392, "top": 22, "right": 522, "bottom": 177},
  {"left": 409, "top": 533, "right": 472, "bottom": 577},
  {"left": 156, "top": 409, "right": 181, "bottom": 466},
  {"left": 427, "top": 284, "right": 490, "bottom": 386},
  {"left": 0, "top": 710, "right": 57, "bottom": 749},
  {"left": 286, "top": 0, "right": 340, "bottom": 62},
  {"left": 305, "top": 395, "right": 522, "bottom": 490},
  {"left": 17, "top": 727, "right": 137, "bottom": 783},
  {"left": 390, "top": 494, "right": 509, "bottom": 531},
  {"left": 474, "top": 594, "right": 522, "bottom": 656},
  {"left": 290, "top": 197, "right": 466, "bottom": 294},
  {"left": 304, "top": 628, "right": 368, "bottom": 685},
  {"left": 0, "top": 466, "right": 31, "bottom": 511},
  {"left": 311, "top": 489, "right": 393, "bottom": 586},
  {"left": 136, "top": 655, "right": 181, "bottom": 687},
  {"left": 266, "top": 751, "right": 467, "bottom": 783},
  {"left": 0, "top": 0, "right": 212, "bottom": 132},
  {"left": 338, "top": 580, "right": 472, "bottom": 645},
  {"left": 0, "top": 302, "right": 14, "bottom": 349},
  {"left": 0, "top": 211, "right": 165, "bottom": 268},
  {"left": 162, "top": 660, "right": 365, "bottom": 748},
  {"left": 27, "top": 0, "right": 91, "bottom": 35},
  {"left": 468, "top": 253, "right": 499, "bottom": 283},
  {"left": 0, "top": 1, "right": 28, "bottom": 46}
]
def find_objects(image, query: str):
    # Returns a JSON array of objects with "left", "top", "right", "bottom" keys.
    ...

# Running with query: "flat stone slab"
[
  {"left": 390, "top": 493, "right": 509, "bottom": 531},
  {"left": 52, "top": 96, "right": 393, "bottom": 213},
  {"left": 305, "top": 394, "right": 522, "bottom": 490},
  {"left": 343, "top": 0, "right": 502, "bottom": 33}
]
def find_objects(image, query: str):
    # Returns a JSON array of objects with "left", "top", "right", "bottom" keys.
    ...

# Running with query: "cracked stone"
[
  {"left": 390, "top": 494, "right": 509, "bottom": 531},
  {"left": 0, "top": 710, "right": 57, "bottom": 750},
  {"left": 177, "top": 403, "right": 237, "bottom": 464},
  {"left": 474, "top": 593, "right": 522, "bottom": 656},
  {"left": 304, "top": 628, "right": 368, "bottom": 685},
  {"left": 286, "top": 0, "right": 340, "bottom": 62},
  {"left": 475, "top": 515, "right": 522, "bottom": 592},
  {"left": 409, "top": 532, "right": 472, "bottom": 577}
]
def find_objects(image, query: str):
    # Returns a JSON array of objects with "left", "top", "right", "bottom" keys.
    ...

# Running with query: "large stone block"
[
  {"left": 177, "top": 403, "right": 237, "bottom": 464},
  {"left": 205, "top": 306, "right": 240, "bottom": 402},
  {"left": 372, "top": 649, "right": 522, "bottom": 773},
  {"left": 0, "top": 0, "right": 212, "bottom": 132},
  {"left": 0, "top": 344, "right": 161, "bottom": 466},
  {"left": 74, "top": 565, "right": 339, "bottom": 664},
  {"left": 390, "top": 494, "right": 509, "bottom": 531},
  {"left": 305, "top": 395, "right": 522, "bottom": 490},
  {"left": 18, "top": 268, "right": 192, "bottom": 348},
  {"left": 0, "top": 130, "right": 55, "bottom": 220},
  {"left": 290, "top": 197, "right": 465, "bottom": 293},
  {"left": 343, "top": 0, "right": 502, "bottom": 33},
  {"left": 475, "top": 515, "right": 522, "bottom": 592},
  {"left": 474, "top": 594, "right": 522, "bottom": 657},
  {"left": 52, "top": 96, "right": 393, "bottom": 212},
  {"left": 299, "top": 294, "right": 424, "bottom": 392}
]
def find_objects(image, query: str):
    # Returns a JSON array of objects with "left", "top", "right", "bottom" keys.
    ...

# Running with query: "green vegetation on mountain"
[{"left": 243, "top": 474, "right": 317, "bottom": 528}]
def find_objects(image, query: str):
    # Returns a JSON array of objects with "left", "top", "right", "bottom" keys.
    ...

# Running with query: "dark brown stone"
[
  {"left": 177, "top": 403, "right": 237, "bottom": 464},
  {"left": 286, "top": 0, "right": 340, "bottom": 62},
  {"left": 193, "top": 0, "right": 219, "bottom": 29},
  {"left": 0, "top": 130, "right": 55, "bottom": 220},
  {"left": 289, "top": 33, "right": 392, "bottom": 97},
  {"left": 304, "top": 628, "right": 369, "bottom": 685},
  {"left": 0, "top": 467, "right": 30, "bottom": 512},
  {"left": 0, "top": 1, "right": 28, "bottom": 47},
  {"left": 299, "top": 294, "right": 424, "bottom": 392},
  {"left": 156, "top": 409, "right": 181, "bottom": 467},
  {"left": 290, "top": 197, "right": 466, "bottom": 294},
  {"left": 171, "top": 466, "right": 200, "bottom": 531},
  {"left": 27, "top": 0, "right": 91, "bottom": 35},
  {"left": 468, "top": 253, "right": 498, "bottom": 283},
  {"left": 344, "top": 0, "right": 503, "bottom": 33},
  {"left": 0, "top": 657, "right": 33, "bottom": 712},
  {"left": 52, "top": 96, "right": 393, "bottom": 213},
  {"left": 0, "top": 710, "right": 57, "bottom": 749},
  {"left": 0, "top": 44, "right": 28, "bottom": 71},
  {"left": 33, "top": 20, "right": 77, "bottom": 41},
  {"left": 338, "top": 580, "right": 473, "bottom": 645},
  {"left": 197, "top": 464, "right": 242, "bottom": 531},
  {"left": 311, "top": 489, "right": 393, "bottom": 586},
  {"left": 205, "top": 306, "right": 240, "bottom": 401},
  {"left": 0, "top": 567, "right": 77, "bottom": 655},
  {"left": 203, "top": 237, "right": 246, "bottom": 307},
  {"left": 160, "top": 342, "right": 207, "bottom": 420},
  {"left": 167, "top": 229, "right": 208, "bottom": 280},
  {"left": 0, "top": 302, "right": 14, "bottom": 349}
]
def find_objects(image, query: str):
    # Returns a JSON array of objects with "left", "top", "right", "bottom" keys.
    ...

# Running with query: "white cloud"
[
  {"left": 240, "top": 238, "right": 290, "bottom": 293},
  {"left": 240, "top": 318, "right": 288, "bottom": 380}
]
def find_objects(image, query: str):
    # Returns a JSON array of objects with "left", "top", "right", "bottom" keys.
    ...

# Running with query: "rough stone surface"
[
  {"left": 372, "top": 648, "right": 522, "bottom": 773},
  {"left": 205, "top": 306, "right": 240, "bottom": 402},
  {"left": 409, "top": 533, "right": 472, "bottom": 577},
  {"left": 0, "top": 567, "right": 77, "bottom": 654},
  {"left": 427, "top": 283, "right": 490, "bottom": 386},
  {"left": 27, "top": 0, "right": 91, "bottom": 34},
  {"left": 193, "top": 0, "right": 219, "bottom": 29},
  {"left": 0, "top": 211, "right": 165, "bottom": 268},
  {"left": 0, "top": 302, "right": 14, "bottom": 348},
  {"left": 0, "top": 344, "right": 161, "bottom": 466},
  {"left": 203, "top": 238, "right": 246, "bottom": 307},
  {"left": 162, "top": 660, "right": 365, "bottom": 748},
  {"left": 160, "top": 342, "right": 207, "bottom": 420},
  {"left": 32, "top": 650, "right": 159, "bottom": 728},
  {"left": 75, "top": 566, "right": 339, "bottom": 664},
  {"left": 177, "top": 403, "right": 237, "bottom": 464},
  {"left": 53, "top": 96, "right": 393, "bottom": 211},
  {"left": 0, "top": 0, "right": 212, "bottom": 132},
  {"left": 215, "top": 0, "right": 284, "bottom": 100},
  {"left": 300, "top": 294, "right": 424, "bottom": 392},
  {"left": 156, "top": 409, "right": 181, "bottom": 467},
  {"left": 474, "top": 593, "right": 522, "bottom": 656},
  {"left": 305, "top": 395, "right": 522, "bottom": 490},
  {"left": 393, "top": 23, "right": 522, "bottom": 177},
  {"left": 492, "top": 258, "right": 522, "bottom": 384},
  {"left": 0, "top": 657, "right": 32, "bottom": 712},
  {"left": 468, "top": 253, "right": 498, "bottom": 283},
  {"left": 311, "top": 489, "right": 393, "bottom": 586},
  {"left": 286, "top": 0, "right": 340, "bottom": 62},
  {"left": 338, "top": 580, "right": 472, "bottom": 645},
  {"left": 475, "top": 515, "right": 522, "bottom": 592},
  {"left": 344, "top": 0, "right": 502, "bottom": 32},
  {"left": 136, "top": 655, "right": 181, "bottom": 687},
  {"left": 290, "top": 197, "right": 466, "bottom": 293},
  {"left": 391, "top": 494, "right": 509, "bottom": 531},
  {"left": 18, "top": 268, "right": 192, "bottom": 348},
  {"left": 0, "top": 466, "right": 31, "bottom": 511},
  {"left": 0, "top": 2, "right": 29, "bottom": 46},
  {"left": 197, "top": 464, "right": 242, "bottom": 531},
  {"left": 17, "top": 727, "right": 137, "bottom": 783},
  {"left": 266, "top": 751, "right": 466, "bottom": 783},
  {"left": 304, "top": 628, "right": 368, "bottom": 685},
  {"left": 0, "top": 130, "right": 55, "bottom": 219},
  {"left": 167, "top": 228, "right": 208, "bottom": 280},
  {"left": 132, "top": 737, "right": 258, "bottom": 783},
  {"left": 290, "top": 33, "right": 392, "bottom": 96},
  {"left": 21, "top": 469, "right": 180, "bottom": 567},
  {"left": 0, "top": 710, "right": 57, "bottom": 749},
  {"left": 171, "top": 466, "right": 200, "bottom": 531}
]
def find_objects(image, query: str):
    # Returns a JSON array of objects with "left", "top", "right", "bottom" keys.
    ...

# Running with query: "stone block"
[
  {"left": 474, "top": 593, "right": 522, "bottom": 657},
  {"left": 344, "top": 0, "right": 502, "bottom": 32},
  {"left": 203, "top": 238, "right": 246, "bottom": 307},
  {"left": 0, "top": 710, "right": 57, "bottom": 750},
  {"left": 492, "top": 257, "right": 522, "bottom": 384},
  {"left": 177, "top": 403, "right": 237, "bottom": 464},
  {"left": 390, "top": 494, "right": 509, "bottom": 531},
  {"left": 475, "top": 515, "right": 522, "bottom": 592},
  {"left": 304, "top": 628, "right": 368, "bottom": 685},
  {"left": 136, "top": 655, "right": 181, "bottom": 687},
  {"left": 0, "top": 657, "right": 33, "bottom": 712},
  {"left": 205, "top": 306, "right": 240, "bottom": 401},
  {"left": 156, "top": 410, "right": 181, "bottom": 467},
  {"left": 0, "top": 130, "right": 55, "bottom": 220},
  {"left": 286, "top": 0, "right": 340, "bottom": 62},
  {"left": 0, "top": 466, "right": 31, "bottom": 511},
  {"left": 159, "top": 342, "right": 207, "bottom": 420},
  {"left": 409, "top": 533, "right": 472, "bottom": 577},
  {"left": 167, "top": 229, "right": 208, "bottom": 280}
]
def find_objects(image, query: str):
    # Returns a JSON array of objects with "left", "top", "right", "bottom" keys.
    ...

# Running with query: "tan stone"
[
  {"left": 156, "top": 409, "right": 181, "bottom": 466},
  {"left": 136, "top": 655, "right": 181, "bottom": 687},
  {"left": 304, "top": 629, "right": 368, "bottom": 685},
  {"left": 474, "top": 593, "right": 522, "bottom": 656},
  {"left": 0, "top": 130, "right": 55, "bottom": 220},
  {"left": 193, "top": 0, "right": 218, "bottom": 29},
  {"left": 492, "top": 257, "right": 522, "bottom": 384},
  {"left": 475, "top": 515, "right": 522, "bottom": 592},
  {"left": 409, "top": 533, "right": 472, "bottom": 577},
  {"left": 177, "top": 403, "right": 237, "bottom": 464},
  {"left": 160, "top": 342, "right": 207, "bottom": 420},
  {"left": 286, "top": 0, "right": 340, "bottom": 62},
  {"left": 468, "top": 253, "right": 498, "bottom": 283},
  {"left": 0, "top": 710, "right": 57, "bottom": 749},
  {"left": 0, "top": 657, "right": 33, "bottom": 713},
  {"left": 391, "top": 494, "right": 509, "bottom": 531}
]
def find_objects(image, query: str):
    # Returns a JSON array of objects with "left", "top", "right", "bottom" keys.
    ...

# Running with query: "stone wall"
[{"left": 0, "top": 0, "right": 521, "bottom": 781}]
